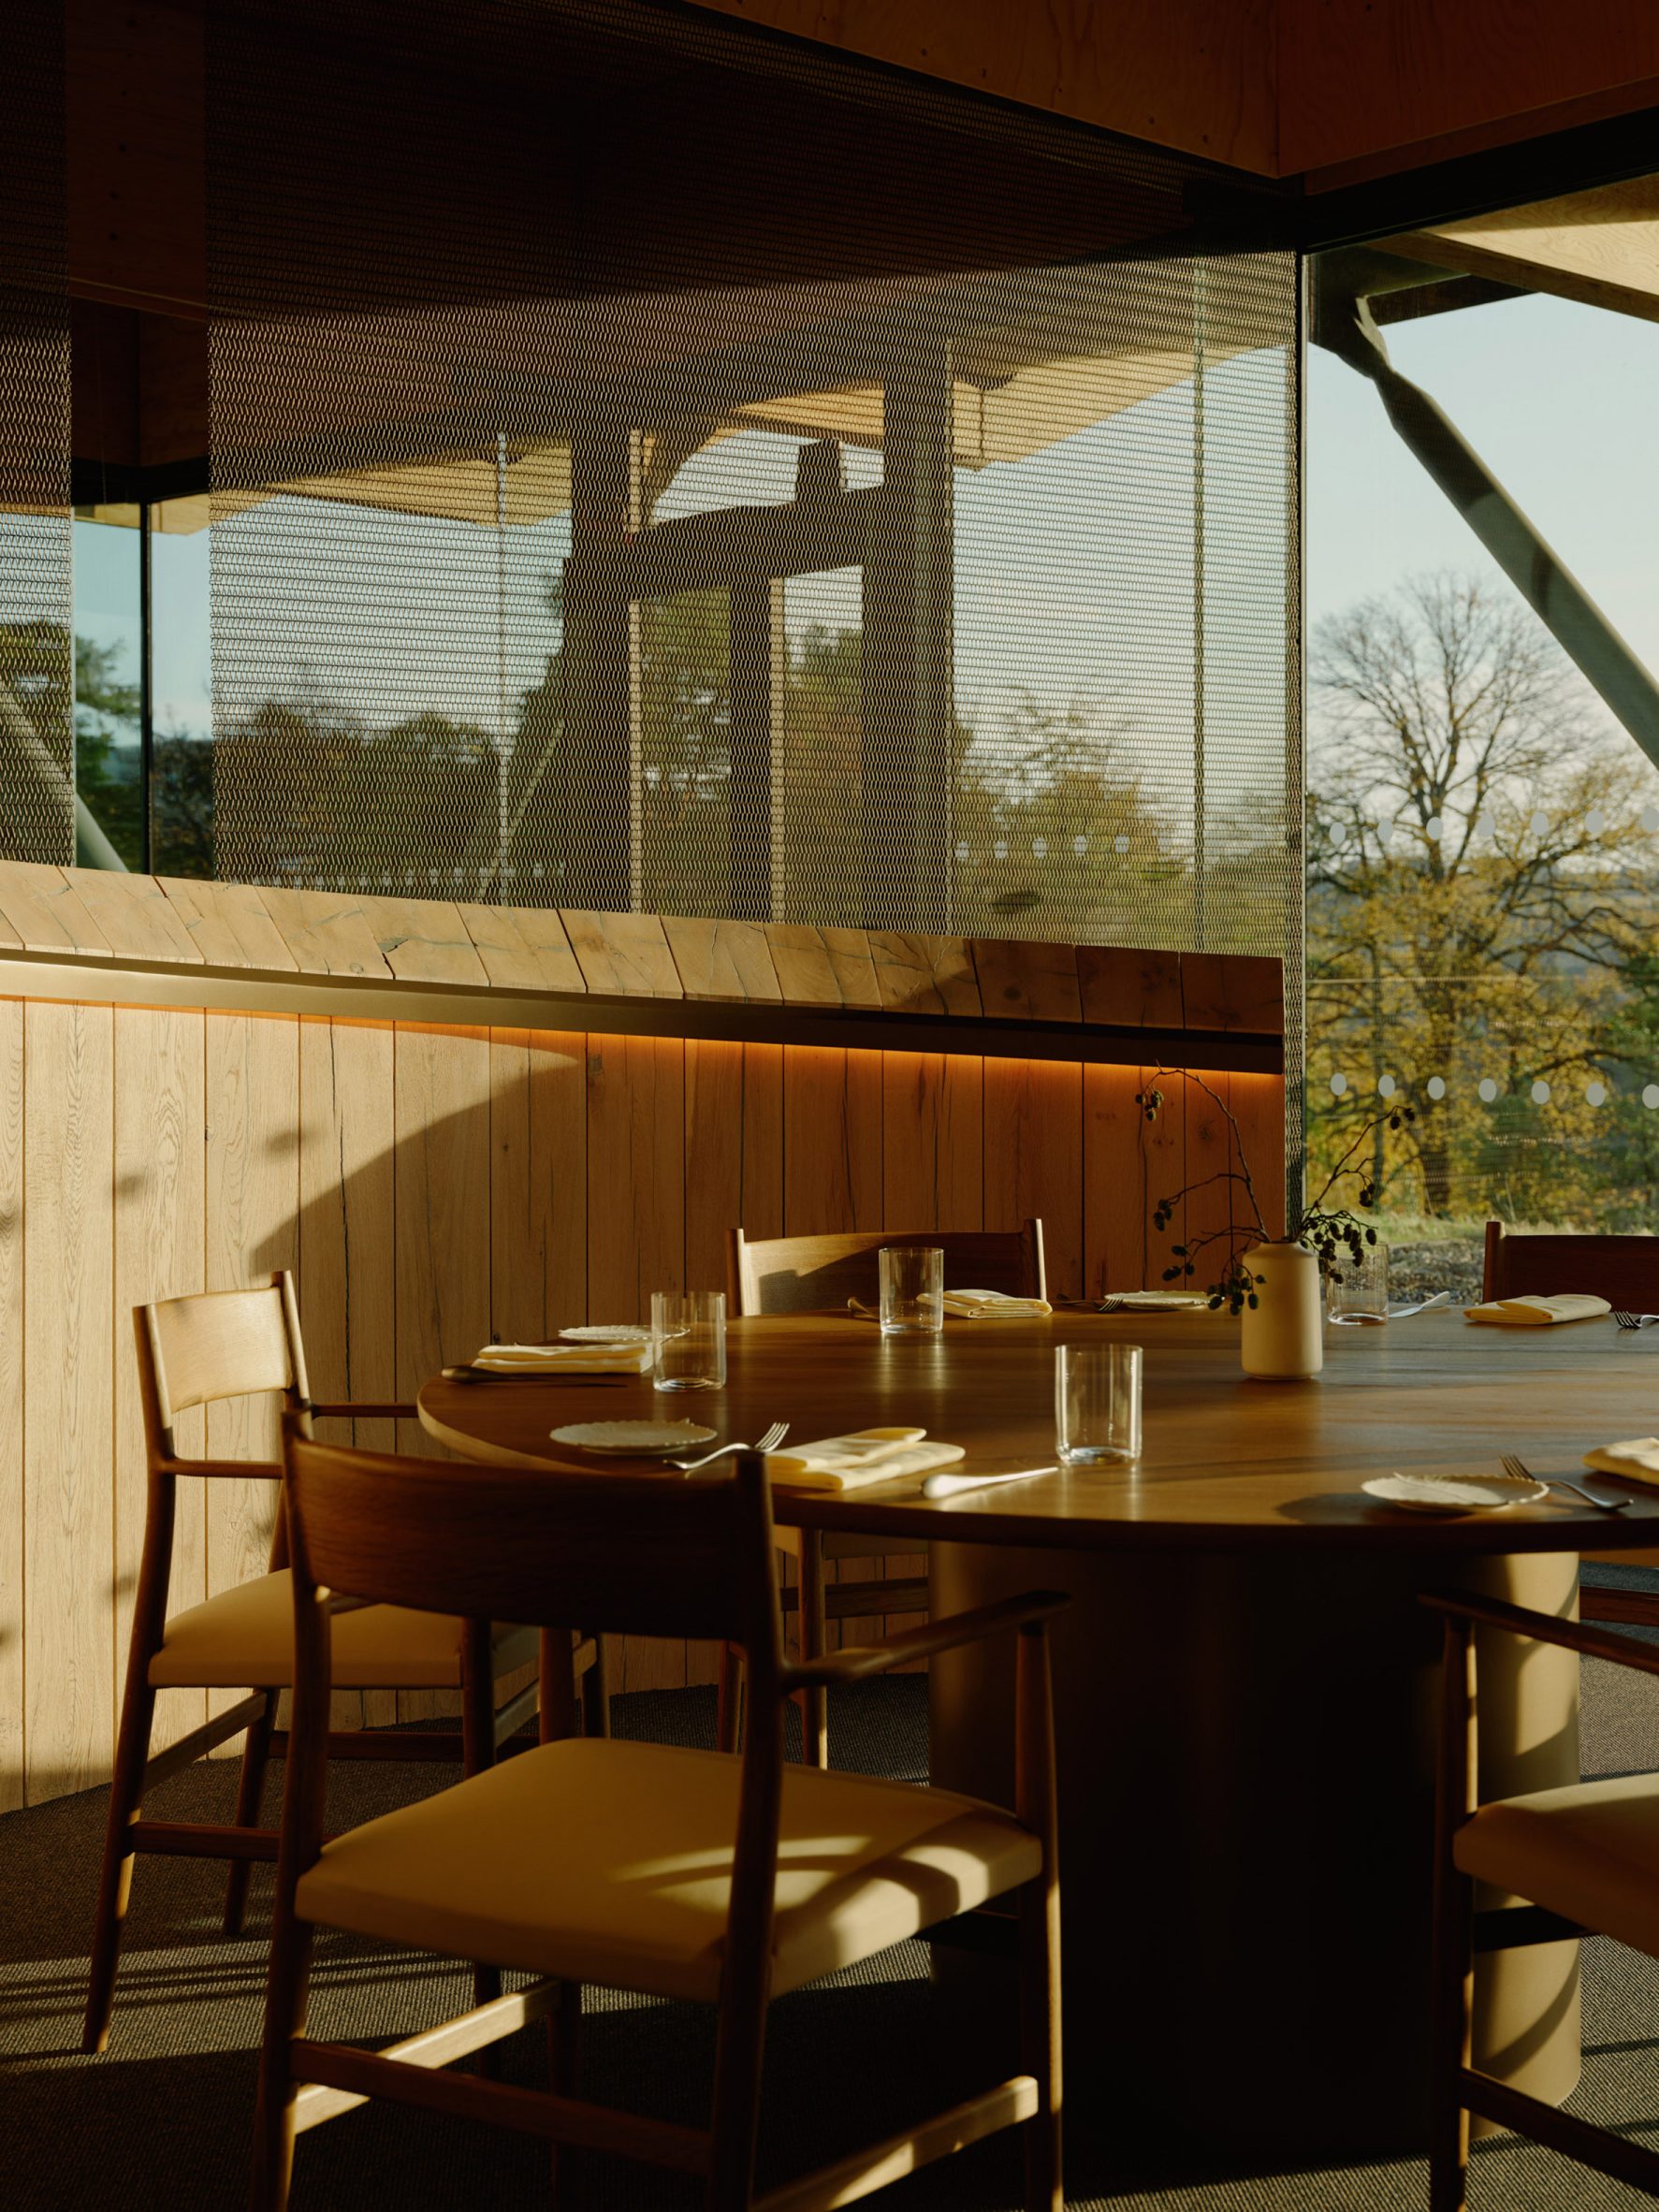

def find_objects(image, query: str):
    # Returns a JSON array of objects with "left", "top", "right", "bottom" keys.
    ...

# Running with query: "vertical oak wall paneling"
[
  {"left": 204, "top": 1011, "right": 298, "bottom": 1748},
  {"left": 488, "top": 1028, "right": 588, "bottom": 1345},
  {"left": 487, "top": 1026, "right": 587, "bottom": 1710},
  {"left": 298, "top": 1016, "right": 396, "bottom": 1726},
  {"left": 393, "top": 1024, "right": 491, "bottom": 1721},
  {"left": 113, "top": 1007, "right": 206, "bottom": 1757},
  {"left": 983, "top": 1055, "right": 1084, "bottom": 1301},
  {"left": 23, "top": 1001, "right": 114, "bottom": 1805},
  {"left": 587, "top": 1033, "right": 687, "bottom": 1690},
  {"left": 0, "top": 1001, "right": 22, "bottom": 1808},
  {"left": 0, "top": 988, "right": 1283, "bottom": 1807},
  {"left": 782, "top": 1045, "right": 884, "bottom": 1644}
]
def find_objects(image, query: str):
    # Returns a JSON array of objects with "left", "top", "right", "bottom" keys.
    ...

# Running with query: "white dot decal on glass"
[
  {"left": 1588, "top": 810, "right": 1607, "bottom": 837},
  {"left": 954, "top": 840, "right": 970, "bottom": 863},
  {"left": 994, "top": 839, "right": 1008, "bottom": 861},
  {"left": 1377, "top": 1074, "right": 1397, "bottom": 1099},
  {"left": 1474, "top": 814, "right": 1494, "bottom": 838},
  {"left": 1329, "top": 1072, "right": 1347, "bottom": 1097},
  {"left": 1425, "top": 815, "right": 1444, "bottom": 840},
  {"left": 1529, "top": 810, "right": 1550, "bottom": 837},
  {"left": 1375, "top": 819, "right": 1393, "bottom": 843},
  {"left": 1427, "top": 1075, "right": 1447, "bottom": 1100},
  {"left": 1646, "top": 1084, "right": 1659, "bottom": 1111},
  {"left": 1032, "top": 837, "right": 1048, "bottom": 858},
  {"left": 1072, "top": 834, "right": 1088, "bottom": 856},
  {"left": 1113, "top": 834, "right": 1129, "bottom": 853},
  {"left": 1478, "top": 1078, "right": 1498, "bottom": 1103},
  {"left": 1587, "top": 1081, "right": 1608, "bottom": 1107},
  {"left": 1645, "top": 807, "right": 1659, "bottom": 835},
  {"left": 1531, "top": 1079, "right": 1550, "bottom": 1105}
]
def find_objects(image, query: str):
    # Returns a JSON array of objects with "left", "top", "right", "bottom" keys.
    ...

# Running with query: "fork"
[
  {"left": 1502, "top": 1451, "right": 1630, "bottom": 1512},
  {"left": 1612, "top": 1310, "right": 1659, "bottom": 1331},
  {"left": 672, "top": 1420, "right": 789, "bottom": 1474}
]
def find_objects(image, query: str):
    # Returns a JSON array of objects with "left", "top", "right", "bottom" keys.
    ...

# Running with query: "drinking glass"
[
  {"left": 879, "top": 1244, "right": 944, "bottom": 1336},
  {"left": 651, "top": 1290, "right": 727, "bottom": 1390},
  {"left": 1327, "top": 1242, "right": 1389, "bottom": 1326},
  {"left": 1055, "top": 1342, "right": 1142, "bottom": 1463}
]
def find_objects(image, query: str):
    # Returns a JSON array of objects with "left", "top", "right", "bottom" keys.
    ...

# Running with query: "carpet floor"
[{"left": 5, "top": 1665, "right": 1659, "bottom": 2209}]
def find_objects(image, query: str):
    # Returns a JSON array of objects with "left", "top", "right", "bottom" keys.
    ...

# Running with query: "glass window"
[
  {"left": 149, "top": 501, "right": 214, "bottom": 876},
  {"left": 1308, "top": 208, "right": 1659, "bottom": 1297},
  {"left": 71, "top": 510, "right": 144, "bottom": 868}
]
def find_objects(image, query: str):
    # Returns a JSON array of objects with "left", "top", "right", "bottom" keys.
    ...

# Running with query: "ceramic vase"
[{"left": 1239, "top": 1241, "right": 1323, "bottom": 1380}]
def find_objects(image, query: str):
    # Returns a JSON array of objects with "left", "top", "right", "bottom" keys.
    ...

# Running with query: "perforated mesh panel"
[
  {"left": 0, "top": 0, "right": 72, "bottom": 866},
  {"left": 206, "top": 0, "right": 1300, "bottom": 986}
]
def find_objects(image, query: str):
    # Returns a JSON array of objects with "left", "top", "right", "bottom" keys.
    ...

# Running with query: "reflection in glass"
[{"left": 72, "top": 512, "right": 143, "bottom": 867}]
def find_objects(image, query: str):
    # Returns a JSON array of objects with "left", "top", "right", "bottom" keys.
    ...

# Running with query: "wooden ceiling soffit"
[
  {"left": 0, "top": 865, "right": 1283, "bottom": 1076},
  {"left": 1387, "top": 180, "right": 1659, "bottom": 327}
]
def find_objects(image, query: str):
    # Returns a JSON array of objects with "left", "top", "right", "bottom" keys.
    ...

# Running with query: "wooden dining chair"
[
  {"left": 1483, "top": 1218, "right": 1659, "bottom": 1628},
  {"left": 250, "top": 1433, "right": 1065, "bottom": 2212},
  {"left": 725, "top": 1220, "right": 1047, "bottom": 1767},
  {"left": 83, "top": 1272, "right": 602, "bottom": 2055},
  {"left": 1482, "top": 1218, "right": 1659, "bottom": 1306},
  {"left": 1426, "top": 1585, "right": 1659, "bottom": 2207}
]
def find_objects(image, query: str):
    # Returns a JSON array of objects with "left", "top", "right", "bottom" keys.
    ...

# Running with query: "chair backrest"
[
  {"left": 1483, "top": 1220, "right": 1659, "bottom": 1306},
  {"left": 284, "top": 1432, "right": 781, "bottom": 1658},
  {"left": 728, "top": 1219, "right": 1046, "bottom": 1317},
  {"left": 136, "top": 1272, "right": 310, "bottom": 1455}
]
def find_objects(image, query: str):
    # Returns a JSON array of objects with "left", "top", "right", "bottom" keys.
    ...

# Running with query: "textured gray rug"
[{"left": 4, "top": 1666, "right": 1659, "bottom": 2209}]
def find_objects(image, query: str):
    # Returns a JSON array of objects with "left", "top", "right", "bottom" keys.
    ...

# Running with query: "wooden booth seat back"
[{"left": 729, "top": 1220, "right": 1046, "bottom": 1317}]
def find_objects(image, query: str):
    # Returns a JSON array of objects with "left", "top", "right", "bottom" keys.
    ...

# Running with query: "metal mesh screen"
[
  {"left": 0, "top": 0, "right": 72, "bottom": 866},
  {"left": 206, "top": 0, "right": 1300, "bottom": 984}
]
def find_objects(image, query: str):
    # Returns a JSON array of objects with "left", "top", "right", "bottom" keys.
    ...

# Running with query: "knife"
[
  {"left": 922, "top": 1463, "right": 1059, "bottom": 1499},
  {"left": 440, "top": 1365, "right": 631, "bottom": 1386}
]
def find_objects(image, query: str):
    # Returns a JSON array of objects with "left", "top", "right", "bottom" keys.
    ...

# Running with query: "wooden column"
[
  {"left": 728, "top": 573, "right": 784, "bottom": 921},
  {"left": 560, "top": 415, "right": 640, "bottom": 912},
  {"left": 863, "top": 340, "right": 954, "bottom": 931}
]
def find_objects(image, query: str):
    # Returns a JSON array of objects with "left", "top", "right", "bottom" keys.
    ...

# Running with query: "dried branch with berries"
[{"left": 1136, "top": 1070, "right": 1415, "bottom": 1314}]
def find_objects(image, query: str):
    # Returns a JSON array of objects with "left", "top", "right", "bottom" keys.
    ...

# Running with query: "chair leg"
[
  {"left": 706, "top": 1977, "right": 769, "bottom": 2212},
  {"left": 247, "top": 1903, "right": 316, "bottom": 2212},
  {"left": 461, "top": 1641, "right": 502, "bottom": 2015},
  {"left": 224, "top": 1694, "right": 278, "bottom": 1936},
  {"left": 546, "top": 1979, "right": 582, "bottom": 2205},
  {"left": 1430, "top": 1616, "right": 1476, "bottom": 2212},
  {"left": 83, "top": 1667, "right": 160, "bottom": 2052},
  {"left": 1429, "top": 1866, "right": 1474, "bottom": 2210},
  {"left": 717, "top": 1643, "right": 741, "bottom": 1754},
  {"left": 583, "top": 1633, "right": 610, "bottom": 1738},
  {"left": 1018, "top": 1873, "right": 1063, "bottom": 2212},
  {"left": 796, "top": 1534, "right": 828, "bottom": 1769}
]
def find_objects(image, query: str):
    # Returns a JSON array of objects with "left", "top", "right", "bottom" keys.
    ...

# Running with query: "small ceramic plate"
[
  {"left": 1361, "top": 1471, "right": 1549, "bottom": 1514},
  {"left": 549, "top": 1419, "right": 716, "bottom": 1456},
  {"left": 558, "top": 1324, "right": 653, "bottom": 1346}
]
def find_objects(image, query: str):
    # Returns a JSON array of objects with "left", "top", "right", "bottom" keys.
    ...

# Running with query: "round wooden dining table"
[{"left": 419, "top": 1307, "right": 1659, "bottom": 2167}]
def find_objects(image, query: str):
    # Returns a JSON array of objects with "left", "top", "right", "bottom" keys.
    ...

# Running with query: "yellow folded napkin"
[
  {"left": 1584, "top": 1438, "right": 1659, "bottom": 1486},
  {"left": 941, "top": 1288, "right": 1053, "bottom": 1319},
  {"left": 472, "top": 1341, "right": 653, "bottom": 1375},
  {"left": 847, "top": 1289, "right": 1052, "bottom": 1320},
  {"left": 1108, "top": 1290, "right": 1211, "bottom": 1312},
  {"left": 1463, "top": 1294, "right": 1611, "bottom": 1328},
  {"left": 764, "top": 1426, "right": 966, "bottom": 1492}
]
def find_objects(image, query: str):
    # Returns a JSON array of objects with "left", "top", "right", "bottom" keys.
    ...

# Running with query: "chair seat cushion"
[
  {"left": 295, "top": 1736, "right": 1040, "bottom": 2001},
  {"left": 148, "top": 1570, "right": 535, "bottom": 1690},
  {"left": 1456, "top": 1771, "right": 1659, "bottom": 1956}
]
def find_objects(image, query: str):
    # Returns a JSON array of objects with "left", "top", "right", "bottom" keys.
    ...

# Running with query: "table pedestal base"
[{"left": 930, "top": 1539, "right": 1579, "bottom": 2165}]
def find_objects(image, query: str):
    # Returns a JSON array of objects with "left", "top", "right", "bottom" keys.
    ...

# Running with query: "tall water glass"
[
  {"left": 1327, "top": 1242, "right": 1389, "bottom": 1326},
  {"left": 652, "top": 1290, "right": 727, "bottom": 1390},
  {"left": 879, "top": 1245, "right": 944, "bottom": 1336},
  {"left": 1055, "top": 1342, "right": 1142, "bottom": 1464}
]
